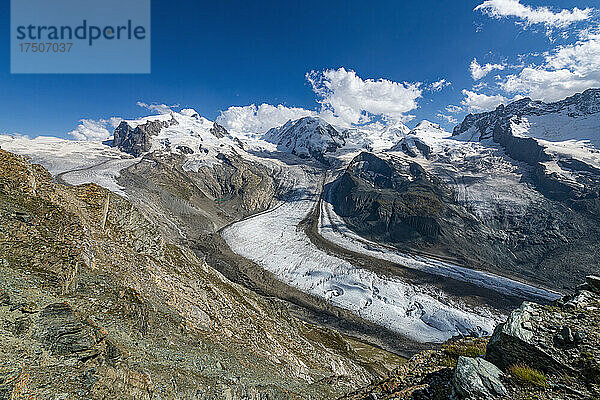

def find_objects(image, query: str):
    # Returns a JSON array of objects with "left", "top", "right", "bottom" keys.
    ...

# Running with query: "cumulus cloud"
[
  {"left": 470, "top": 58, "right": 505, "bottom": 80},
  {"left": 500, "top": 29, "right": 600, "bottom": 101},
  {"left": 217, "top": 68, "right": 427, "bottom": 132},
  {"left": 475, "top": 0, "right": 593, "bottom": 29},
  {"left": 461, "top": 90, "right": 510, "bottom": 112},
  {"left": 68, "top": 117, "right": 122, "bottom": 141},
  {"left": 217, "top": 103, "right": 316, "bottom": 134},
  {"left": 136, "top": 102, "right": 179, "bottom": 114},
  {"left": 307, "top": 67, "right": 422, "bottom": 125}
]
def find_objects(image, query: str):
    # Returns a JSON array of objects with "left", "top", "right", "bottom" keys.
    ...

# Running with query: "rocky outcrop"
[
  {"left": 344, "top": 283, "right": 600, "bottom": 399},
  {"left": 113, "top": 117, "right": 178, "bottom": 156},
  {"left": 209, "top": 122, "right": 228, "bottom": 139},
  {"left": 452, "top": 356, "right": 507, "bottom": 400},
  {"left": 330, "top": 152, "right": 454, "bottom": 244},
  {"left": 32, "top": 302, "right": 105, "bottom": 359},
  {"left": 486, "top": 284, "right": 600, "bottom": 383}
]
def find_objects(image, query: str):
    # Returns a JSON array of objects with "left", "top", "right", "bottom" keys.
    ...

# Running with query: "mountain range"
[{"left": 1, "top": 89, "right": 599, "bottom": 399}]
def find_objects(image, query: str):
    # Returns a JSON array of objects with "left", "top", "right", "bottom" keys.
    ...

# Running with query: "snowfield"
[
  {"left": 0, "top": 135, "right": 138, "bottom": 196},
  {"left": 222, "top": 162, "right": 499, "bottom": 343}
]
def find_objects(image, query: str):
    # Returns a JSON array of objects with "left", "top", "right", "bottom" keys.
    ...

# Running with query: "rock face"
[
  {"left": 330, "top": 152, "right": 468, "bottom": 244},
  {"left": 32, "top": 303, "right": 104, "bottom": 358},
  {"left": 452, "top": 356, "right": 507, "bottom": 400},
  {"left": 113, "top": 116, "right": 177, "bottom": 156},
  {"left": 209, "top": 122, "right": 228, "bottom": 139}
]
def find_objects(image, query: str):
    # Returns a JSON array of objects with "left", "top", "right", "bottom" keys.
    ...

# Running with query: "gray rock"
[
  {"left": 586, "top": 275, "right": 600, "bottom": 293},
  {"left": 452, "top": 356, "right": 507, "bottom": 400},
  {"left": 113, "top": 117, "right": 178, "bottom": 156},
  {"left": 209, "top": 122, "right": 228, "bottom": 139},
  {"left": 485, "top": 302, "right": 569, "bottom": 373}
]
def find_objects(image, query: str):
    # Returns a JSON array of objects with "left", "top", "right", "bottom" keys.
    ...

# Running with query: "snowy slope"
[
  {"left": 116, "top": 109, "right": 250, "bottom": 170},
  {"left": 389, "top": 121, "right": 451, "bottom": 157},
  {"left": 263, "top": 117, "right": 348, "bottom": 162},
  {"left": 0, "top": 135, "right": 137, "bottom": 196}
]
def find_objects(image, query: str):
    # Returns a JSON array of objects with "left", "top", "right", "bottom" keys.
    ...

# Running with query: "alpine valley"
[{"left": 1, "top": 90, "right": 599, "bottom": 399}]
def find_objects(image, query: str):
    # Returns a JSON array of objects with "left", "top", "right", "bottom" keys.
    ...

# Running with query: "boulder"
[
  {"left": 485, "top": 302, "right": 572, "bottom": 373},
  {"left": 486, "top": 289, "right": 599, "bottom": 385},
  {"left": 452, "top": 356, "right": 507, "bottom": 400}
]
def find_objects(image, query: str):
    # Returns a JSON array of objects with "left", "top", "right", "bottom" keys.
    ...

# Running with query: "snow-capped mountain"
[
  {"left": 263, "top": 116, "right": 349, "bottom": 164},
  {"left": 389, "top": 120, "right": 450, "bottom": 157},
  {"left": 263, "top": 116, "right": 409, "bottom": 164},
  {"left": 113, "top": 109, "right": 246, "bottom": 165},
  {"left": 453, "top": 89, "right": 600, "bottom": 211}
]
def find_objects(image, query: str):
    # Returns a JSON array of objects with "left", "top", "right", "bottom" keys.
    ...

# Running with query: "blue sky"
[{"left": 1, "top": 0, "right": 599, "bottom": 139}]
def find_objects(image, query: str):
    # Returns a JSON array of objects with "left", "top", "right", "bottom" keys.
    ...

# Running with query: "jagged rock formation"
[
  {"left": 343, "top": 280, "right": 600, "bottom": 399},
  {"left": 209, "top": 122, "right": 228, "bottom": 139},
  {"left": 113, "top": 116, "right": 178, "bottom": 156},
  {"left": 0, "top": 148, "right": 396, "bottom": 399}
]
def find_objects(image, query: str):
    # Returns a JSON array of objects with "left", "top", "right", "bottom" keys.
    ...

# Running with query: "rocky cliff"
[{"left": 113, "top": 116, "right": 178, "bottom": 156}]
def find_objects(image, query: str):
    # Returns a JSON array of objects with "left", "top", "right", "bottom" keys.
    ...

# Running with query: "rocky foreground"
[
  {"left": 344, "top": 275, "right": 600, "bottom": 400},
  {"left": 0, "top": 148, "right": 403, "bottom": 399}
]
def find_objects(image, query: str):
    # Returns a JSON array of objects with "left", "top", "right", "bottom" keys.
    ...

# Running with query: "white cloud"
[
  {"left": 306, "top": 67, "right": 422, "bottom": 125},
  {"left": 136, "top": 102, "right": 179, "bottom": 114},
  {"left": 470, "top": 58, "right": 505, "bottom": 80},
  {"left": 461, "top": 89, "right": 509, "bottom": 112},
  {"left": 475, "top": 0, "right": 593, "bottom": 29},
  {"left": 68, "top": 117, "right": 122, "bottom": 141},
  {"left": 217, "top": 103, "right": 316, "bottom": 134},
  {"left": 445, "top": 104, "right": 463, "bottom": 113},
  {"left": 437, "top": 113, "right": 458, "bottom": 125},
  {"left": 500, "top": 29, "right": 600, "bottom": 101},
  {"left": 430, "top": 79, "right": 451, "bottom": 91},
  {"left": 218, "top": 68, "right": 427, "bottom": 132}
]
